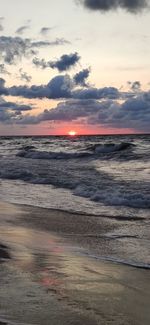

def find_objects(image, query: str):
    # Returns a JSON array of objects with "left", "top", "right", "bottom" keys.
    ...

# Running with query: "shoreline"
[
  {"left": 1, "top": 199, "right": 149, "bottom": 269},
  {"left": 0, "top": 200, "right": 150, "bottom": 325}
]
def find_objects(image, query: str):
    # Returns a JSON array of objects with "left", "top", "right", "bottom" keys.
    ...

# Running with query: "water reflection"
[{"left": 0, "top": 220, "right": 150, "bottom": 325}]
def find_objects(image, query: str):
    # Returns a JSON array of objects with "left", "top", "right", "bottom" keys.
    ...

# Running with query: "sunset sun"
[{"left": 68, "top": 130, "right": 77, "bottom": 136}]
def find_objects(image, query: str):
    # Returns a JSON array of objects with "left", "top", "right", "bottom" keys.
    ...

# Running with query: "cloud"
[
  {"left": 79, "top": 0, "right": 149, "bottom": 13},
  {"left": 19, "top": 68, "right": 32, "bottom": 83},
  {"left": 16, "top": 25, "right": 30, "bottom": 35},
  {"left": 0, "top": 64, "right": 10, "bottom": 75},
  {"left": 33, "top": 57, "right": 48, "bottom": 69},
  {"left": 0, "top": 17, "right": 4, "bottom": 32},
  {"left": 0, "top": 78, "right": 8, "bottom": 95},
  {"left": 32, "top": 38, "right": 70, "bottom": 48},
  {"left": 73, "top": 86, "right": 120, "bottom": 100},
  {"left": 12, "top": 99, "right": 103, "bottom": 125},
  {"left": 50, "top": 53, "right": 80, "bottom": 71},
  {"left": 0, "top": 25, "right": 4, "bottom": 32},
  {"left": 128, "top": 81, "right": 141, "bottom": 92},
  {"left": 1, "top": 84, "right": 150, "bottom": 132},
  {"left": 87, "top": 94, "right": 150, "bottom": 132},
  {"left": 0, "top": 75, "right": 121, "bottom": 100},
  {"left": 11, "top": 93, "right": 150, "bottom": 132},
  {"left": 0, "top": 97, "right": 33, "bottom": 123},
  {"left": 73, "top": 68, "right": 90, "bottom": 86},
  {"left": 0, "top": 99, "right": 32, "bottom": 111},
  {"left": 33, "top": 52, "right": 80, "bottom": 71},
  {"left": 0, "top": 36, "right": 70, "bottom": 65},
  {"left": 40, "top": 27, "right": 53, "bottom": 35},
  {"left": 8, "top": 75, "right": 73, "bottom": 99}
]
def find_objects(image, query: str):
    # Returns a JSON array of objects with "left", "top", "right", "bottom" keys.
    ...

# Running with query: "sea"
[{"left": 0, "top": 134, "right": 149, "bottom": 269}]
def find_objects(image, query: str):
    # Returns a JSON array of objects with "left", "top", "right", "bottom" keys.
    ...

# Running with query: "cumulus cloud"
[
  {"left": 8, "top": 75, "right": 73, "bottom": 99},
  {"left": 13, "top": 99, "right": 103, "bottom": 125},
  {"left": 10, "top": 92, "right": 150, "bottom": 132},
  {"left": 50, "top": 53, "right": 80, "bottom": 71},
  {"left": 94, "top": 95, "right": 150, "bottom": 131},
  {"left": 79, "top": 0, "right": 149, "bottom": 13},
  {"left": 33, "top": 52, "right": 80, "bottom": 72},
  {"left": 1, "top": 83, "right": 150, "bottom": 132},
  {"left": 0, "top": 75, "right": 121, "bottom": 100},
  {"left": 0, "top": 36, "right": 70, "bottom": 65},
  {"left": 1, "top": 74, "right": 150, "bottom": 132},
  {"left": 73, "top": 68, "right": 90, "bottom": 86}
]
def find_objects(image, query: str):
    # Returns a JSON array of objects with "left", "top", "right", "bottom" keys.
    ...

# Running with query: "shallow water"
[
  {"left": 0, "top": 203, "right": 150, "bottom": 325},
  {"left": 0, "top": 134, "right": 149, "bottom": 268}
]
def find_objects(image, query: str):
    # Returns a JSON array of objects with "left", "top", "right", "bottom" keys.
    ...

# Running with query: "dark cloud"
[
  {"left": 0, "top": 97, "right": 33, "bottom": 123},
  {"left": 0, "top": 99, "right": 32, "bottom": 111},
  {"left": 79, "top": 0, "right": 149, "bottom": 13},
  {"left": 50, "top": 53, "right": 80, "bottom": 71},
  {"left": 39, "top": 99, "right": 104, "bottom": 122},
  {"left": 0, "top": 78, "right": 8, "bottom": 95},
  {"left": 128, "top": 81, "right": 141, "bottom": 92},
  {"left": 0, "top": 36, "right": 36, "bottom": 64},
  {"left": 33, "top": 52, "right": 80, "bottom": 72},
  {"left": 0, "top": 75, "right": 121, "bottom": 100},
  {"left": 1, "top": 81, "right": 150, "bottom": 132},
  {"left": 1, "top": 72, "right": 149, "bottom": 133},
  {"left": 16, "top": 25, "right": 30, "bottom": 35},
  {"left": 13, "top": 99, "right": 103, "bottom": 125},
  {"left": 19, "top": 68, "right": 32, "bottom": 83},
  {"left": 12, "top": 92, "right": 150, "bottom": 132},
  {"left": 73, "top": 68, "right": 90, "bottom": 86},
  {"left": 8, "top": 75, "right": 73, "bottom": 99},
  {"left": 0, "top": 36, "right": 70, "bottom": 65},
  {"left": 73, "top": 86, "right": 120, "bottom": 100}
]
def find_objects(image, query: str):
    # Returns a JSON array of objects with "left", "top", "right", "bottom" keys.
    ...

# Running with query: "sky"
[{"left": 0, "top": 0, "right": 150, "bottom": 135}]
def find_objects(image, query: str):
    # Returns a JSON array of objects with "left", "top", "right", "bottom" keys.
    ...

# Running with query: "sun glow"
[{"left": 68, "top": 130, "right": 77, "bottom": 136}]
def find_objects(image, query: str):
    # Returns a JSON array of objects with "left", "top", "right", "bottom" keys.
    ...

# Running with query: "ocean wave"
[
  {"left": 0, "top": 170, "right": 33, "bottom": 181},
  {"left": 74, "top": 185, "right": 150, "bottom": 209},
  {"left": 0, "top": 167, "right": 149, "bottom": 209},
  {"left": 19, "top": 145, "right": 36, "bottom": 151},
  {"left": 88, "top": 142, "right": 134, "bottom": 153},
  {"left": 16, "top": 150, "right": 92, "bottom": 159},
  {"left": 16, "top": 142, "right": 134, "bottom": 160}
]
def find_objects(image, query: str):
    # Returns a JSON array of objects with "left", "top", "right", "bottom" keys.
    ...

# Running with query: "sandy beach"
[{"left": 0, "top": 201, "right": 150, "bottom": 325}]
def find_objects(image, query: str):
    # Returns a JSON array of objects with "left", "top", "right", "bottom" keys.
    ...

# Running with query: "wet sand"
[{"left": 0, "top": 201, "right": 150, "bottom": 325}]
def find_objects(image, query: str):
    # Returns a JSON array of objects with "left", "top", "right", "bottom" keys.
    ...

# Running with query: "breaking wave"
[
  {"left": 88, "top": 142, "right": 134, "bottom": 153},
  {"left": 74, "top": 185, "right": 150, "bottom": 209},
  {"left": 16, "top": 142, "right": 134, "bottom": 160}
]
